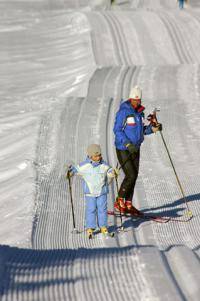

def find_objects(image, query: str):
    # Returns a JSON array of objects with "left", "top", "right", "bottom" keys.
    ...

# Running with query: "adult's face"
[{"left": 130, "top": 98, "right": 141, "bottom": 108}]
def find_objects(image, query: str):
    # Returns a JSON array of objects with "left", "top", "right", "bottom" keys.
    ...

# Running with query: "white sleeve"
[{"left": 107, "top": 167, "right": 115, "bottom": 178}]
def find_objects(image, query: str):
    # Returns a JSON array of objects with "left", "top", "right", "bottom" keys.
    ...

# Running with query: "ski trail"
[
  {"left": 166, "top": 246, "right": 200, "bottom": 300},
  {"left": 160, "top": 11, "right": 199, "bottom": 63},
  {"left": 1, "top": 4, "right": 200, "bottom": 301}
]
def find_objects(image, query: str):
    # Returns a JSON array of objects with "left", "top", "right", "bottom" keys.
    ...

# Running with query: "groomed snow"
[{"left": 0, "top": 0, "right": 200, "bottom": 300}]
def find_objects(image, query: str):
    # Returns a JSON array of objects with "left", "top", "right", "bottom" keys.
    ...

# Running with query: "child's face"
[{"left": 91, "top": 154, "right": 102, "bottom": 162}]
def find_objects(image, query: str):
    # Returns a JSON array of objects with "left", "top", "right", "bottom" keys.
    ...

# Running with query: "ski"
[
  {"left": 87, "top": 229, "right": 115, "bottom": 239},
  {"left": 107, "top": 210, "right": 170, "bottom": 223},
  {"left": 88, "top": 232, "right": 115, "bottom": 239},
  {"left": 103, "top": 232, "right": 115, "bottom": 238}
]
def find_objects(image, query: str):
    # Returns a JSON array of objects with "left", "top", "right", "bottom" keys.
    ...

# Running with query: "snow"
[{"left": 0, "top": 0, "right": 200, "bottom": 300}]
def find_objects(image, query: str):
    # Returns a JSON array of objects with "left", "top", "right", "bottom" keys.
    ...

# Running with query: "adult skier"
[
  {"left": 69, "top": 144, "right": 118, "bottom": 238},
  {"left": 113, "top": 86, "right": 162, "bottom": 216},
  {"left": 178, "top": 0, "right": 187, "bottom": 9}
]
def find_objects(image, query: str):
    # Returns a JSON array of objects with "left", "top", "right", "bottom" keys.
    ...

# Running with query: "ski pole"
[
  {"left": 66, "top": 170, "right": 78, "bottom": 233},
  {"left": 159, "top": 131, "right": 192, "bottom": 217},
  {"left": 150, "top": 109, "right": 193, "bottom": 218},
  {"left": 115, "top": 163, "right": 124, "bottom": 231}
]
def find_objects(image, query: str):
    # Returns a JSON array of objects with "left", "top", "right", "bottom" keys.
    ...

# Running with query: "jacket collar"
[{"left": 127, "top": 100, "right": 145, "bottom": 113}]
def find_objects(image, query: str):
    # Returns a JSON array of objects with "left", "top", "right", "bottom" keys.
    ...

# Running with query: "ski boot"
[
  {"left": 100, "top": 227, "right": 115, "bottom": 238},
  {"left": 125, "top": 200, "right": 143, "bottom": 217},
  {"left": 114, "top": 197, "right": 126, "bottom": 213},
  {"left": 100, "top": 226, "right": 108, "bottom": 235},
  {"left": 87, "top": 228, "right": 94, "bottom": 239}
]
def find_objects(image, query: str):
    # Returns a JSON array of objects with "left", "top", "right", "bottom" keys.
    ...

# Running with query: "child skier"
[{"left": 68, "top": 144, "right": 118, "bottom": 238}]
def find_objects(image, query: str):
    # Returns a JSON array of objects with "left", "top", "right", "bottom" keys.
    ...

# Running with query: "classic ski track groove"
[
  {"left": 164, "top": 11, "right": 199, "bottom": 63},
  {"left": 158, "top": 12, "right": 192, "bottom": 64},
  {"left": 101, "top": 12, "right": 127, "bottom": 65},
  {"left": 103, "top": 12, "right": 132, "bottom": 65},
  {"left": 86, "top": 12, "right": 122, "bottom": 66},
  {"left": 32, "top": 98, "right": 86, "bottom": 249}
]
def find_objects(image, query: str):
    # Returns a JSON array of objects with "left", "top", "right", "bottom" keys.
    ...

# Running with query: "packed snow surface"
[{"left": 0, "top": 0, "right": 200, "bottom": 300}]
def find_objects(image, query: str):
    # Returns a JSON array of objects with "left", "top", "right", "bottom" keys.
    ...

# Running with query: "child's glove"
[
  {"left": 66, "top": 165, "right": 74, "bottom": 179},
  {"left": 113, "top": 168, "right": 120, "bottom": 177}
]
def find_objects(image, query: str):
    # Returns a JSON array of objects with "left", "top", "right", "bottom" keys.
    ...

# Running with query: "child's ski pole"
[
  {"left": 115, "top": 163, "right": 124, "bottom": 231},
  {"left": 66, "top": 170, "right": 79, "bottom": 233}
]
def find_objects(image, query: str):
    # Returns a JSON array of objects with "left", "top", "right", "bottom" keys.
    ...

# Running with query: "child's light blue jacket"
[{"left": 70, "top": 157, "right": 115, "bottom": 197}]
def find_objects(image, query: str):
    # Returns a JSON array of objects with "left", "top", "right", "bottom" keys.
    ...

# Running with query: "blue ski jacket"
[
  {"left": 113, "top": 100, "right": 153, "bottom": 150},
  {"left": 70, "top": 157, "right": 115, "bottom": 197}
]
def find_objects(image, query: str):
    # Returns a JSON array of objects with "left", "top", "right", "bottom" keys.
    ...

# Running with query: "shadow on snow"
[
  {"left": 0, "top": 244, "right": 156, "bottom": 297},
  {"left": 141, "top": 192, "right": 200, "bottom": 216}
]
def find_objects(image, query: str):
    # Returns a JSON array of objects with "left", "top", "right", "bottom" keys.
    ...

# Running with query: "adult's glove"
[
  {"left": 125, "top": 143, "right": 138, "bottom": 154},
  {"left": 152, "top": 123, "right": 162, "bottom": 133}
]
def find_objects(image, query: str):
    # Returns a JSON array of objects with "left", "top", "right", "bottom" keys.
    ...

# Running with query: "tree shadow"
[
  {"left": 0, "top": 245, "right": 84, "bottom": 298},
  {"left": 1, "top": 242, "right": 199, "bottom": 300},
  {"left": 0, "top": 243, "right": 163, "bottom": 298}
]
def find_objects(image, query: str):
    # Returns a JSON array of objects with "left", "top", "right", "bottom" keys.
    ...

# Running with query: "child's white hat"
[{"left": 87, "top": 144, "right": 101, "bottom": 157}]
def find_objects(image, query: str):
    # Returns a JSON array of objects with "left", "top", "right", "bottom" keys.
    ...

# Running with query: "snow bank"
[{"left": 0, "top": 7, "right": 95, "bottom": 247}]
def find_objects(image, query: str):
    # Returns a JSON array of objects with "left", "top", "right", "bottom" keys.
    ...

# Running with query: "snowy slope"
[
  {"left": 0, "top": 0, "right": 200, "bottom": 300},
  {"left": 0, "top": 6, "right": 95, "bottom": 247}
]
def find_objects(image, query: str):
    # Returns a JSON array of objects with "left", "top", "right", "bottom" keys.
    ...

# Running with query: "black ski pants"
[{"left": 116, "top": 148, "right": 140, "bottom": 201}]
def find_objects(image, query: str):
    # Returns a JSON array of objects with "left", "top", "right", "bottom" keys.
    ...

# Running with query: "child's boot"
[
  {"left": 100, "top": 226, "right": 108, "bottom": 235},
  {"left": 87, "top": 228, "right": 94, "bottom": 239}
]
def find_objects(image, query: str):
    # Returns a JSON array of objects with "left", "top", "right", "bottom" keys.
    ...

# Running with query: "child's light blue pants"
[{"left": 85, "top": 194, "right": 107, "bottom": 229}]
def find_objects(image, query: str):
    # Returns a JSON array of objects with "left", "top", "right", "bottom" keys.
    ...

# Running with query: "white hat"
[
  {"left": 87, "top": 144, "right": 101, "bottom": 157},
  {"left": 129, "top": 86, "right": 142, "bottom": 99}
]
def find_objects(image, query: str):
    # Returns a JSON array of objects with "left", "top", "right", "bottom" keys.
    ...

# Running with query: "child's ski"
[
  {"left": 107, "top": 210, "right": 170, "bottom": 223},
  {"left": 102, "top": 232, "right": 115, "bottom": 238},
  {"left": 87, "top": 230, "right": 115, "bottom": 239}
]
